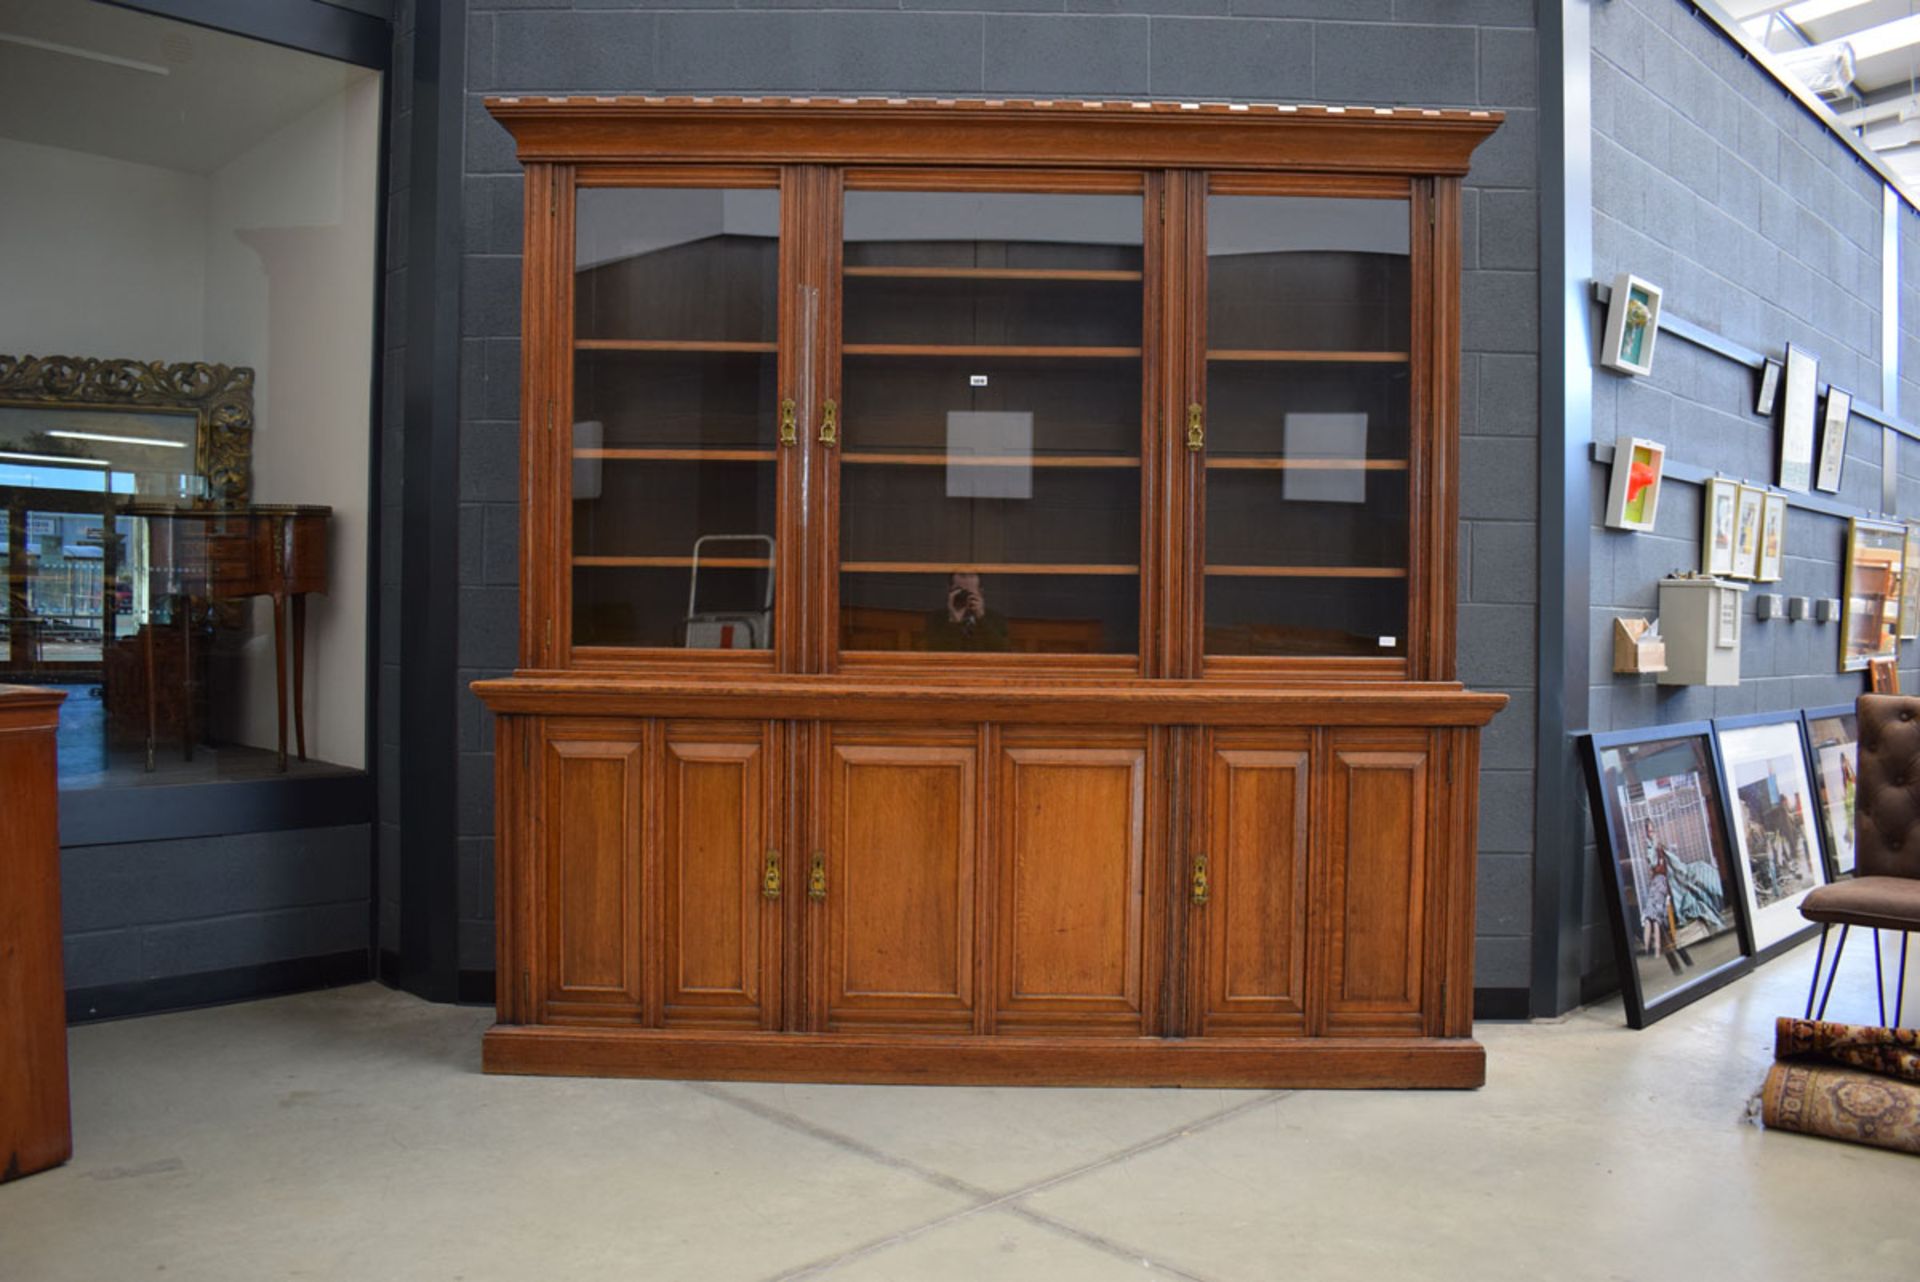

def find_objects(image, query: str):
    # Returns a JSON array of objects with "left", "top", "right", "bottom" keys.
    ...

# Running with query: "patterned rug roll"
[{"left": 1760, "top": 1019, "right": 1920, "bottom": 1156}]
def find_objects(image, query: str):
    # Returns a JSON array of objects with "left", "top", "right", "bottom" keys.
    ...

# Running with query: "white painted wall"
[
  {"left": 204, "top": 72, "right": 379, "bottom": 769},
  {"left": 0, "top": 137, "right": 208, "bottom": 360}
]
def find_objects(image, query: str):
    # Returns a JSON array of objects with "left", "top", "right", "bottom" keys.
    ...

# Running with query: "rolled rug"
[
  {"left": 1773, "top": 1017, "right": 1920, "bottom": 1082},
  {"left": 1760, "top": 1061, "right": 1920, "bottom": 1156}
]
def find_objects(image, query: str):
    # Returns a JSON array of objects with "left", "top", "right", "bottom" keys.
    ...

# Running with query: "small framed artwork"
[
  {"left": 1779, "top": 343, "right": 1819, "bottom": 493},
  {"left": 1869, "top": 656, "right": 1902, "bottom": 693},
  {"left": 1581, "top": 723, "right": 1752, "bottom": 1028},
  {"left": 1901, "top": 521, "right": 1920, "bottom": 640},
  {"left": 1755, "top": 358, "right": 1783, "bottom": 416},
  {"left": 1601, "top": 273, "right": 1663, "bottom": 376},
  {"left": 1801, "top": 704, "right": 1859, "bottom": 879},
  {"left": 1841, "top": 518, "right": 1905, "bottom": 672},
  {"left": 1732, "top": 484, "right": 1765, "bottom": 579},
  {"left": 1714, "top": 711, "right": 1831, "bottom": 957},
  {"left": 1605, "top": 436, "right": 1666, "bottom": 531},
  {"left": 1815, "top": 386, "right": 1851, "bottom": 494},
  {"left": 1702, "top": 476, "right": 1740, "bottom": 576},
  {"left": 1757, "top": 492, "right": 1786, "bottom": 582}
]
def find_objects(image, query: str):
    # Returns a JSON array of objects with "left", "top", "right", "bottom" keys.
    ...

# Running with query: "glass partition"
[{"left": 837, "top": 188, "right": 1145, "bottom": 657}]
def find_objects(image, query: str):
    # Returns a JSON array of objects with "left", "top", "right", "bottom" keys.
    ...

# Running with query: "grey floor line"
[{"left": 689, "top": 1082, "right": 1288, "bottom": 1282}]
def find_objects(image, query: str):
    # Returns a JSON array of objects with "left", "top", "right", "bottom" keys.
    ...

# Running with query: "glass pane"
[
  {"left": 573, "top": 186, "right": 780, "bottom": 650},
  {"left": 1202, "top": 195, "right": 1411, "bottom": 659},
  {"left": 839, "top": 190, "right": 1144, "bottom": 656}
]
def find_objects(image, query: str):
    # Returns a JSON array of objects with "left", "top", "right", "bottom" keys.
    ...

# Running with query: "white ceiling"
[{"left": 0, "top": 0, "right": 374, "bottom": 175}]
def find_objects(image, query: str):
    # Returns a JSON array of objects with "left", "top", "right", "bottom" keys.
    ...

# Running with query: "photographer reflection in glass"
[{"left": 926, "top": 571, "right": 1010, "bottom": 652}]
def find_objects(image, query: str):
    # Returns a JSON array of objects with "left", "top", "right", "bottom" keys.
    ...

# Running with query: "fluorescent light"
[
  {"left": 0, "top": 450, "right": 110, "bottom": 467},
  {"left": 1828, "top": 12, "right": 1920, "bottom": 62},
  {"left": 47, "top": 429, "right": 188, "bottom": 449},
  {"left": 1784, "top": 0, "right": 1874, "bottom": 26},
  {"left": 0, "top": 32, "right": 169, "bottom": 76}
]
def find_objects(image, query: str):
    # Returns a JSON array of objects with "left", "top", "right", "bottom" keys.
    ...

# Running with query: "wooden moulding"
[
  {"left": 483, "top": 1026, "right": 1487, "bottom": 1089},
  {"left": 486, "top": 97, "right": 1503, "bottom": 176},
  {"left": 471, "top": 675, "right": 1509, "bottom": 728}
]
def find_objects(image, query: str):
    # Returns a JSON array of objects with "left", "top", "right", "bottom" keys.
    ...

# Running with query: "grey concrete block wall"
[
  {"left": 1583, "top": 0, "right": 1912, "bottom": 985},
  {"left": 453, "top": 0, "right": 1543, "bottom": 989}
]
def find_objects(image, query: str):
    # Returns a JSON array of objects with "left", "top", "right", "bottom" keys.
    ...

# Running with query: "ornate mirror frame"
[{"left": 0, "top": 354, "right": 254, "bottom": 505}]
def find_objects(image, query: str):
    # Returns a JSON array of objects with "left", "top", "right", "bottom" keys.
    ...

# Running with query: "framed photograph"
[
  {"left": 1779, "top": 343, "right": 1819, "bottom": 493},
  {"left": 1801, "top": 704, "right": 1859, "bottom": 879},
  {"left": 1714, "top": 712, "right": 1831, "bottom": 957},
  {"left": 1815, "top": 386, "right": 1851, "bottom": 494},
  {"left": 1901, "top": 521, "right": 1920, "bottom": 640},
  {"left": 1755, "top": 357, "right": 1783, "bottom": 416},
  {"left": 1732, "top": 484, "right": 1765, "bottom": 579},
  {"left": 1842, "top": 518, "right": 1904, "bottom": 672},
  {"left": 1757, "top": 492, "right": 1786, "bottom": 582},
  {"left": 1604, "top": 436, "right": 1666, "bottom": 532},
  {"left": 1581, "top": 724, "right": 1752, "bottom": 1028},
  {"left": 1600, "top": 273, "right": 1662, "bottom": 376},
  {"left": 1702, "top": 476, "right": 1740, "bottom": 576}
]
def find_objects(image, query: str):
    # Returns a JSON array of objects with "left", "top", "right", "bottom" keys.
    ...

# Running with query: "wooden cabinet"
[{"left": 477, "top": 98, "right": 1506, "bottom": 1088}]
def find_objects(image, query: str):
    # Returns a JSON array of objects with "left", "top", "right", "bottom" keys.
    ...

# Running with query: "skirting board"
[
  {"left": 66, "top": 949, "right": 370, "bottom": 1024},
  {"left": 483, "top": 1026, "right": 1488, "bottom": 1089}
]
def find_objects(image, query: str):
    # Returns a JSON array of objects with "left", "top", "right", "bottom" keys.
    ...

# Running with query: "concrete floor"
[{"left": 3, "top": 941, "right": 1916, "bottom": 1282}]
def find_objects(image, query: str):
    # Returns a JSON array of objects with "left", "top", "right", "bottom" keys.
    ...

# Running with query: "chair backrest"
[{"left": 1854, "top": 693, "right": 1920, "bottom": 882}]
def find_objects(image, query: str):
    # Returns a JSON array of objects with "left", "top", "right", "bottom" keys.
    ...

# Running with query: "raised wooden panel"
[
  {"left": 994, "top": 733, "right": 1151, "bottom": 1034},
  {"left": 660, "top": 723, "right": 778, "bottom": 1029},
  {"left": 822, "top": 730, "right": 979, "bottom": 1031},
  {"left": 543, "top": 732, "right": 645, "bottom": 1022},
  {"left": 1323, "top": 730, "right": 1430, "bottom": 1035},
  {"left": 1194, "top": 732, "right": 1310, "bottom": 1036}
]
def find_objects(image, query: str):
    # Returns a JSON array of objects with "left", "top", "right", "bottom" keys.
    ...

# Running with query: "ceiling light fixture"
[
  {"left": 46, "top": 430, "right": 187, "bottom": 449},
  {"left": 0, "top": 32, "right": 170, "bottom": 76}
]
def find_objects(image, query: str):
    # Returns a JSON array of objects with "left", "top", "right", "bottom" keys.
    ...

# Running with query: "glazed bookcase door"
[
  {"left": 1182, "top": 176, "right": 1434, "bottom": 679},
  {"left": 560, "top": 169, "right": 801, "bottom": 668},
  {"left": 824, "top": 171, "right": 1158, "bottom": 674}
]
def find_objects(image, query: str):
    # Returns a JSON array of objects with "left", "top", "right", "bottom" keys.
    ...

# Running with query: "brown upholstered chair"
[{"left": 1802, "top": 693, "right": 1920, "bottom": 1024}]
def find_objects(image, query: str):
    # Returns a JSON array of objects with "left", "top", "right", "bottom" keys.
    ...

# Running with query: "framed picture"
[
  {"left": 1842, "top": 518, "right": 1904, "bottom": 672},
  {"left": 1755, "top": 357, "right": 1783, "bottom": 416},
  {"left": 1815, "top": 386, "right": 1851, "bottom": 494},
  {"left": 1901, "top": 521, "right": 1920, "bottom": 640},
  {"left": 1779, "top": 343, "right": 1819, "bottom": 493},
  {"left": 1714, "top": 712, "right": 1831, "bottom": 957},
  {"left": 1757, "top": 492, "right": 1786, "bottom": 582},
  {"left": 1604, "top": 436, "right": 1666, "bottom": 531},
  {"left": 1732, "top": 484, "right": 1765, "bottom": 579},
  {"left": 1870, "top": 656, "right": 1902, "bottom": 693},
  {"left": 1801, "top": 704, "right": 1859, "bottom": 879},
  {"left": 1600, "top": 273, "right": 1662, "bottom": 376},
  {"left": 1581, "top": 724, "right": 1751, "bottom": 1028},
  {"left": 1702, "top": 476, "right": 1740, "bottom": 576}
]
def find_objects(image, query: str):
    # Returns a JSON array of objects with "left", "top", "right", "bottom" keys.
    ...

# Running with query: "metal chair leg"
[
  {"left": 1817, "top": 924, "right": 1852, "bottom": 1020},
  {"left": 1898, "top": 933, "right": 1911, "bottom": 1029},
  {"left": 1874, "top": 929, "right": 1889, "bottom": 1026},
  {"left": 1806, "top": 923, "right": 1832, "bottom": 1019}
]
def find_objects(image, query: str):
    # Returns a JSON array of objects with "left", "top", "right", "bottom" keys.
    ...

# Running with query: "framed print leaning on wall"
[
  {"left": 1714, "top": 712, "right": 1831, "bottom": 956},
  {"left": 1802, "top": 704, "right": 1858, "bottom": 879},
  {"left": 1778, "top": 344, "right": 1818, "bottom": 493},
  {"left": 1901, "top": 521, "right": 1920, "bottom": 640},
  {"left": 1757, "top": 492, "right": 1786, "bottom": 582},
  {"left": 1605, "top": 436, "right": 1666, "bottom": 531},
  {"left": 1842, "top": 518, "right": 1904, "bottom": 672},
  {"left": 1581, "top": 724, "right": 1752, "bottom": 1029},
  {"left": 1732, "top": 484, "right": 1765, "bottom": 579},
  {"left": 1702, "top": 476, "right": 1740, "bottom": 576},
  {"left": 1815, "top": 386, "right": 1851, "bottom": 494},
  {"left": 1601, "top": 273, "right": 1662, "bottom": 376}
]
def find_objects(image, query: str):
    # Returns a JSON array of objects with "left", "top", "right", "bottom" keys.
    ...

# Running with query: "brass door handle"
[
  {"left": 763, "top": 849, "right": 782, "bottom": 900},
  {"left": 1186, "top": 403, "right": 1204, "bottom": 452},
  {"left": 1191, "top": 853, "right": 1211, "bottom": 906},
  {"left": 819, "top": 399, "right": 838, "bottom": 447},
  {"left": 779, "top": 398, "right": 797, "bottom": 447},
  {"left": 808, "top": 850, "right": 827, "bottom": 901}
]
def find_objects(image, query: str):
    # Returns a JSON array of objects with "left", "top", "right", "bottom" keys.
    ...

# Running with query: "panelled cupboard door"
[
  {"left": 817, "top": 726, "right": 980, "bottom": 1032},
  {"left": 994, "top": 730, "right": 1157, "bottom": 1035},
  {"left": 658, "top": 721, "right": 782, "bottom": 1030},
  {"left": 1190, "top": 730, "right": 1311, "bottom": 1036},
  {"left": 540, "top": 727, "right": 646, "bottom": 1023},
  {"left": 1323, "top": 729, "right": 1433, "bottom": 1035}
]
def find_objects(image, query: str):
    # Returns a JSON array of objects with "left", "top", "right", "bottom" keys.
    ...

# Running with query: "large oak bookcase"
[{"left": 475, "top": 97, "right": 1507, "bottom": 1087}]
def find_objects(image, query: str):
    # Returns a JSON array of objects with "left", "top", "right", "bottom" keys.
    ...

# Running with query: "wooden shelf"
[
  {"left": 576, "top": 556, "right": 771, "bottom": 569},
  {"left": 843, "top": 344, "right": 1141, "bottom": 359},
  {"left": 1205, "top": 565, "right": 1407, "bottom": 578},
  {"left": 844, "top": 266, "right": 1143, "bottom": 282},
  {"left": 1207, "top": 458, "right": 1408, "bottom": 471},
  {"left": 1206, "top": 350, "right": 1409, "bottom": 363},
  {"left": 842, "top": 452, "right": 1140, "bottom": 468},
  {"left": 842, "top": 561, "right": 1137, "bottom": 576},
  {"left": 576, "top": 339, "right": 777, "bottom": 353},
  {"left": 575, "top": 448, "right": 776, "bottom": 462}
]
